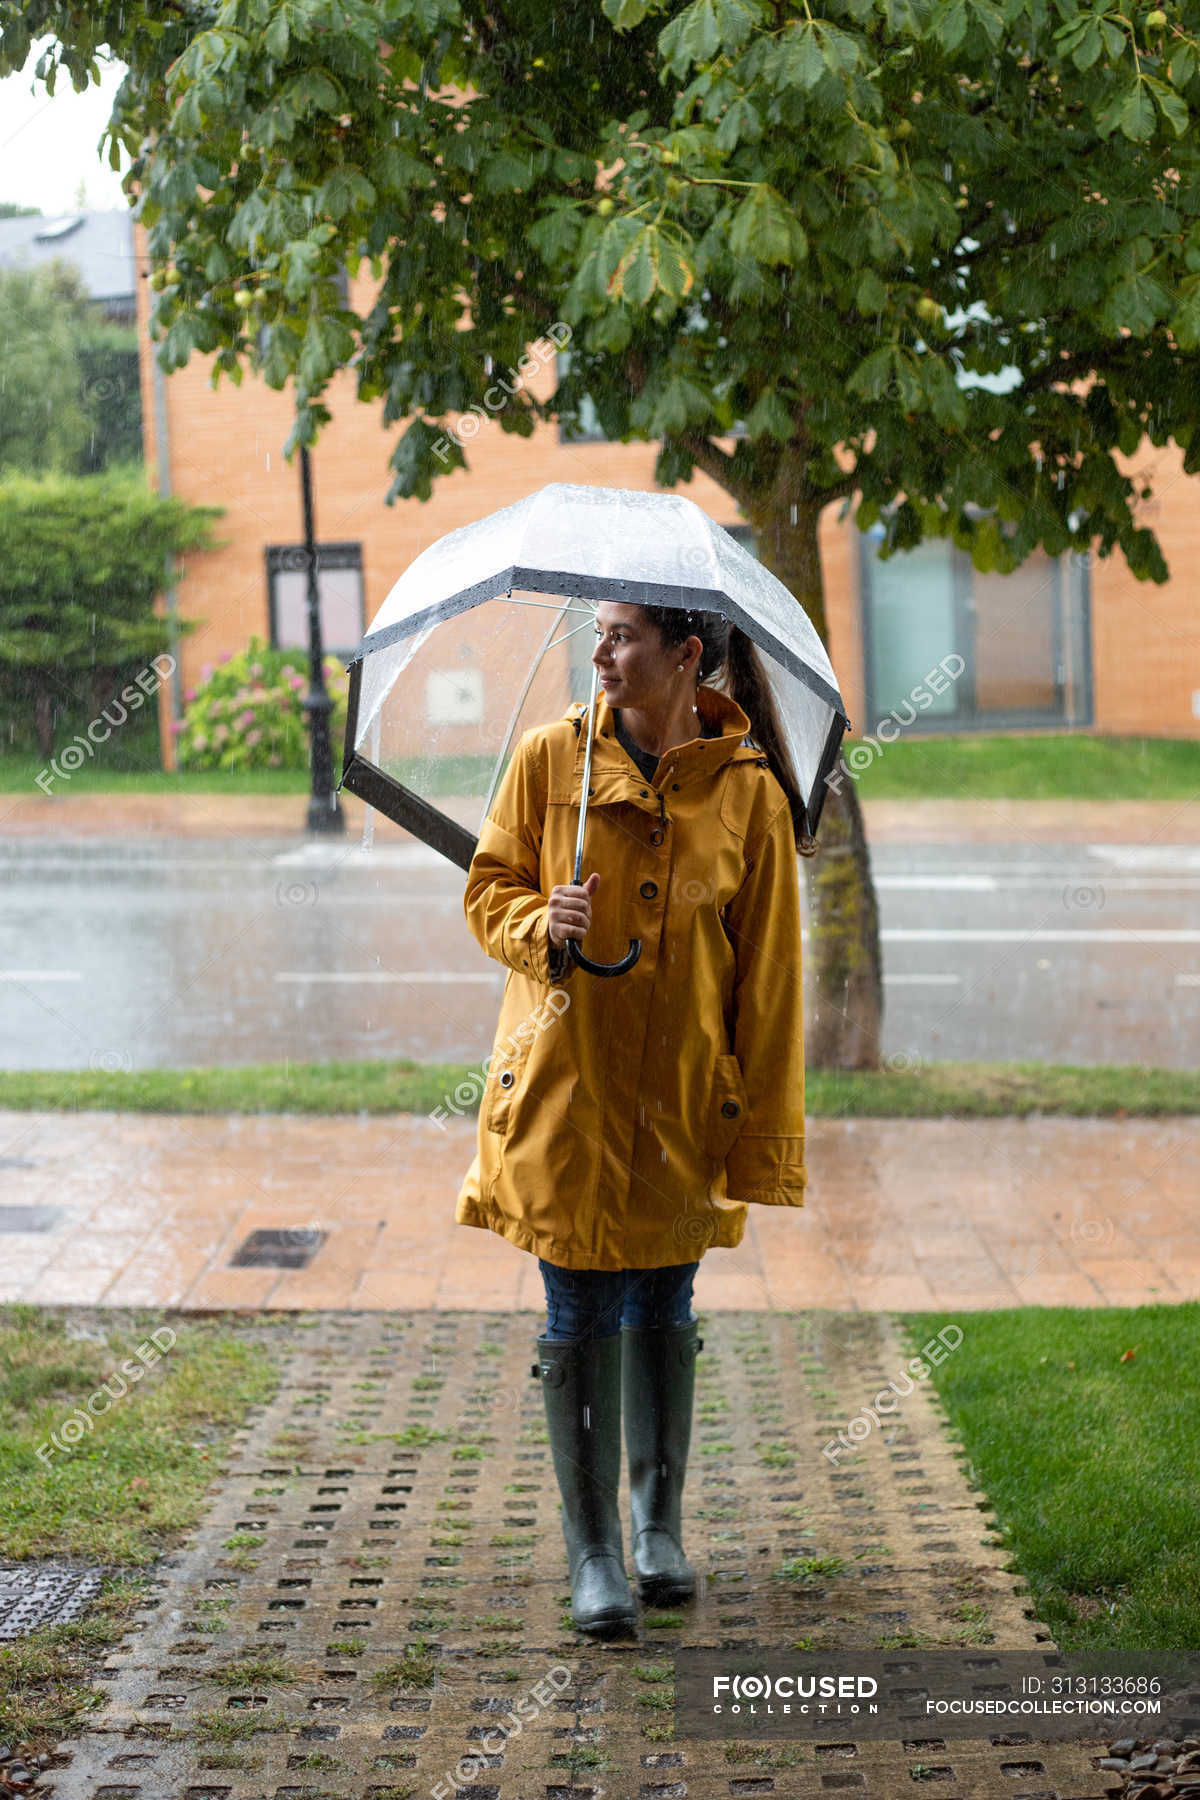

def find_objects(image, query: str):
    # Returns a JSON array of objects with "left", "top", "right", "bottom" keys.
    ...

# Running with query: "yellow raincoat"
[{"left": 454, "top": 682, "right": 806, "bottom": 1270}]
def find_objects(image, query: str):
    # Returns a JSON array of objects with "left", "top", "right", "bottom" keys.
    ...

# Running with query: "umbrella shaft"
[{"left": 573, "top": 655, "right": 601, "bottom": 884}]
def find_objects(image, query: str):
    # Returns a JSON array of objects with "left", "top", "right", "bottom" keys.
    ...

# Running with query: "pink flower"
[
  {"left": 200, "top": 663, "right": 213, "bottom": 680},
  {"left": 250, "top": 661, "right": 263, "bottom": 676},
  {"left": 245, "top": 728, "right": 262, "bottom": 747},
  {"left": 184, "top": 686, "right": 197, "bottom": 703},
  {"left": 213, "top": 724, "right": 230, "bottom": 743},
  {"left": 193, "top": 733, "right": 209, "bottom": 752},
  {"left": 237, "top": 709, "right": 256, "bottom": 728},
  {"left": 219, "top": 650, "right": 233, "bottom": 664},
  {"left": 268, "top": 754, "right": 282, "bottom": 767},
  {"left": 170, "top": 720, "right": 185, "bottom": 734}
]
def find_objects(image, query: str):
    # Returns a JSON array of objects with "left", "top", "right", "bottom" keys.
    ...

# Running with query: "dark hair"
[{"left": 639, "top": 604, "right": 819, "bottom": 856}]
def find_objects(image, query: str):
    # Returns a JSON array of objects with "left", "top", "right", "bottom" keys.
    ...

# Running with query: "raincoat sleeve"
[
  {"left": 463, "top": 733, "right": 576, "bottom": 989},
  {"left": 721, "top": 793, "right": 806, "bottom": 1205}
]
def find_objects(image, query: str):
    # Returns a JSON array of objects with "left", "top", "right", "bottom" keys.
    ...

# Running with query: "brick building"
[{"left": 131, "top": 221, "right": 1200, "bottom": 766}]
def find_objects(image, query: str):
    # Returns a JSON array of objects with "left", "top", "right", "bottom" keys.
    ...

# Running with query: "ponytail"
[
  {"left": 639, "top": 604, "right": 819, "bottom": 856},
  {"left": 723, "top": 626, "right": 818, "bottom": 857}
]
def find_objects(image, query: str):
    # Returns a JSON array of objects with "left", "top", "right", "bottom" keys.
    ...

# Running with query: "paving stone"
[{"left": 29, "top": 1310, "right": 1117, "bottom": 1799}]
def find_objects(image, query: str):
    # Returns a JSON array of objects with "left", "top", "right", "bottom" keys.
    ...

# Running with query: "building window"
[
  {"left": 857, "top": 526, "right": 1092, "bottom": 730},
  {"left": 266, "top": 543, "right": 365, "bottom": 660}
]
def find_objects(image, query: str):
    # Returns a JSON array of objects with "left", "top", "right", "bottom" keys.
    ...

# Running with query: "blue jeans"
[{"left": 538, "top": 1258, "right": 699, "bottom": 1341}]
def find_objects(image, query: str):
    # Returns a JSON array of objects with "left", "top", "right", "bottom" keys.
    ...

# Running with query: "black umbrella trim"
[{"left": 349, "top": 564, "right": 848, "bottom": 722}]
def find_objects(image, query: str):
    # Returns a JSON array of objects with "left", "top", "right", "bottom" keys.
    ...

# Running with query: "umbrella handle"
[{"left": 565, "top": 935, "right": 642, "bottom": 978}]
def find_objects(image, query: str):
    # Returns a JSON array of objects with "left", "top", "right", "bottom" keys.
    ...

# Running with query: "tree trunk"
[
  {"left": 747, "top": 493, "right": 884, "bottom": 1071},
  {"left": 35, "top": 685, "right": 54, "bottom": 760}
]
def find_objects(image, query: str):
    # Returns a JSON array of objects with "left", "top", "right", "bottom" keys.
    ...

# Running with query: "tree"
[
  {"left": 6, "top": 0, "right": 1199, "bottom": 1063},
  {"left": 0, "top": 262, "right": 97, "bottom": 474},
  {"left": 0, "top": 259, "right": 142, "bottom": 476},
  {"left": 0, "top": 467, "right": 220, "bottom": 757}
]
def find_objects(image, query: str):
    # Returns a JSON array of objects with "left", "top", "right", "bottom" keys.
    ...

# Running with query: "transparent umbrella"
[{"left": 338, "top": 483, "right": 851, "bottom": 968}]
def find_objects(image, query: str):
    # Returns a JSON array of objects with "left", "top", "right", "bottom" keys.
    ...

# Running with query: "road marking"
[
  {"left": 879, "top": 929, "right": 1200, "bottom": 943},
  {"left": 882, "top": 973, "right": 963, "bottom": 985},
  {"left": 1176, "top": 974, "right": 1200, "bottom": 985},
  {"left": 874, "top": 875, "right": 998, "bottom": 891},
  {"left": 275, "top": 971, "right": 500, "bottom": 983},
  {"left": 0, "top": 970, "right": 83, "bottom": 981}
]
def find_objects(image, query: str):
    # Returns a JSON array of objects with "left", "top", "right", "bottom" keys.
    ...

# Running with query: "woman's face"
[{"left": 592, "top": 603, "right": 699, "bottom": 708}]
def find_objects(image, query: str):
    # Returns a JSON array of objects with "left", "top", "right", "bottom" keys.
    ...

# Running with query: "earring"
[{"left": 677, "top": 664, "right": 684, "bottom": 670}]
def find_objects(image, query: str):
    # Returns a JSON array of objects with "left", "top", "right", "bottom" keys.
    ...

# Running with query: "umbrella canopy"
[{"left": 339, "top": 482, "right": 850, "bottom": 867}]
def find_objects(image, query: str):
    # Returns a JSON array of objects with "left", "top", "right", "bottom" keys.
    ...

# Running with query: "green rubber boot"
[
  {"left": 621, "top": 1319, "right": 704, "bottom": 1604},
  {"left": 531, "top": 1333, "right": 637, "bottom": 1636}
]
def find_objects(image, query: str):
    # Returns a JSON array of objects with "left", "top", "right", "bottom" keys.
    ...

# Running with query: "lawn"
[
  {"left": 2, "top": 732, "right": 1198, "bottom": 799},
  {"left": 0, "top": 1306, "right": 282, "bottom": 1752},
  {"left": 898, "top": 1304, "right": 1200, "bottom": 1652},
  {"left": 1, "top": 1058, "right": 1197, "bottom": 1117}
]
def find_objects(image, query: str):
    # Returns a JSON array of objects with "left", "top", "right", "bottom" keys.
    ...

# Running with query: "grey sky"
[{"left": 0, "top": 37, "right": 130, "bottom": 217}]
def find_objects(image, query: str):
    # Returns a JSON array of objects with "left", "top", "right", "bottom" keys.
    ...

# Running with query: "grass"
[
  {"left": 0, "top": 1305, "right": 282, "bottom": 1754},
  {"left": 3, "top": 1059, "right": 1197, "bottom": 1118},
  {"left": 4, "top": 733, "right": 1197, "bottom": 799},
  {"left": 848, "top": 732, "right": 1200, "bottom": 801},
  {"left": 0, "top": 754, "right": 310, "bottom": 795},
  {"left": 898, "top": 1304, "right": 1200, "bottom": 1652}
]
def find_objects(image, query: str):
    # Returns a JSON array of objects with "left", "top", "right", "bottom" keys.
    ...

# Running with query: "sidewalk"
[
  {"left": 3, "top": 789, "right": 1200, "bottom": 843},
  {"left": 16, "top": 1305, "right": 1128, "bottom": 1800},
  {"left": 2, "top": 1109, "right": 1197, "bottom": 1313}
]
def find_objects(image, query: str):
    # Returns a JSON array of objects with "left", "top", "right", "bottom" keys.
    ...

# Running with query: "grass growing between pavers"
[
  {"left": 898, "top": 1303, "right": 1200, "bottom": 1653},
  {"left": 2, "top": 1058, "right": 1199, "bottom": 1117},
  {"left": 0, "top": 1305, "right": 283, "bottom": 1755}
]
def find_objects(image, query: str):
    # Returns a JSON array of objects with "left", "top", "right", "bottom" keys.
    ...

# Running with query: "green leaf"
[
  {"left": 659, "top": 0, "right": 763, "bottom": 72},
  {"left": 1118, "top": 83, "right": 1156, "bottom": 141},
  {"left": 846, "top": 345, "right": 896, "bottom": 401},
  {"left": 728, "top": 184, "right": 807, "bottom": 265},
  {"left": 371, "top": 143, "right": 429, "bottom": 191},
  {"left": 314, "top": 166, "right": 375, "bottom": 220},
  {"left": 775, "top": 20, "right": 827, "bottom": 90},
  {"left": 1154, "top": 82, "right": 1189, "bottom": 136},
  {"left": 602, "top": 0, "right": 652, "bottom": 26},
  {"left": 1071, "top": 20, "right": 1103, "bottom": 70},
  {"left": 1169, "top": 43, "right": 1196, "bottom": 87},
  {"left": 855, "top": 268, "right": 889, "bottom": 314},
  {"left": 480, "top": 150, "right": 538, "bottom": 192},
  {"left": 744, "top": 386, "right": 795, "bottom": 440},
  {"left": 264, "top": 9, "right": 289, "bottom": 58},
  {"left": 1171, "top": 274, "right": 1200, "bottom": 350}
]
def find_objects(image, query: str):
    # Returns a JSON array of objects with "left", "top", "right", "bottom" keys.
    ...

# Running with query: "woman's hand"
[{"left": 548, "top": 872, "right": 600, "bottom": 948}]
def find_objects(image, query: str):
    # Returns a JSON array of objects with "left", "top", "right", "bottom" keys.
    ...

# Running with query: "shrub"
[{"left": 175, "top": 637, "right": 348, "bottom": 772}]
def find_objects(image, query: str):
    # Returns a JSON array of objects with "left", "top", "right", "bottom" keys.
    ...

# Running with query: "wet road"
[{"left": 1, "top": 835, "right": 1198, "bottom": 1071}]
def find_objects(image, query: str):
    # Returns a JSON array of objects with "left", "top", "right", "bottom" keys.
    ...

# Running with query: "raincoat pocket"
[
  {"left": 484, "top": 1027, "right": 536, "bottom": 1137},
  {"left": 704, "top": 1052, "right": 749, "bottom": 1161}
]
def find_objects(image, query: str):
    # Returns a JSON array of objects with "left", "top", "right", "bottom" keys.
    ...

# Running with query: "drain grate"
[
  {"left": 0, "top": 1203, "right": 62, "bottom": 1232},
  {"left": 0, "top": 1561, "right": 105, "bottom": 1640},
  {"left": 229, "top": 1228, "right": 327, "bottom": 1269}
]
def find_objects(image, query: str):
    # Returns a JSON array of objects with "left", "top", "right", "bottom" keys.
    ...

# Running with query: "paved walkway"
[
  {"left": 3, "top": 1110, "right": 1196, "bottom": 1314},
  {"left": 25, "top": 1306, "right": 1126, "bottom": 1800},
  {"left": 2, "top": 790, "right": 1200, "bottom": 843}
]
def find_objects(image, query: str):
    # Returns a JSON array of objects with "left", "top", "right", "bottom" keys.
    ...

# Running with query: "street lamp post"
[{"left": 298, "top": 443, "right": 345, "bottom": 835}]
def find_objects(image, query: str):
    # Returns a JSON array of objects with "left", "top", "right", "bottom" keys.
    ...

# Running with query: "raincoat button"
[
  {"left": 639, "top": 788, "right": 649, "bottom": 797},
  {"left": 671, "top": 783, "right": 679, "bottom": 791},
  {"left": 499, "top": 1070, "right": 515, "bottom": 1089},
  {"left": 640, "top": 881, "right": 658, "bottom": 899},
  {"left": 650, "top": 829, "right": 663, "bottom": 845},
  {"left": 720, "top": 1099, "right": 740, "bottom": 1118}
]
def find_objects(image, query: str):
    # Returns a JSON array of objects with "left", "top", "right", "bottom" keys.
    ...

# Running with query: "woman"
[{"left": 455, "top": 597, "right": 813, "bottom": 1635}]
